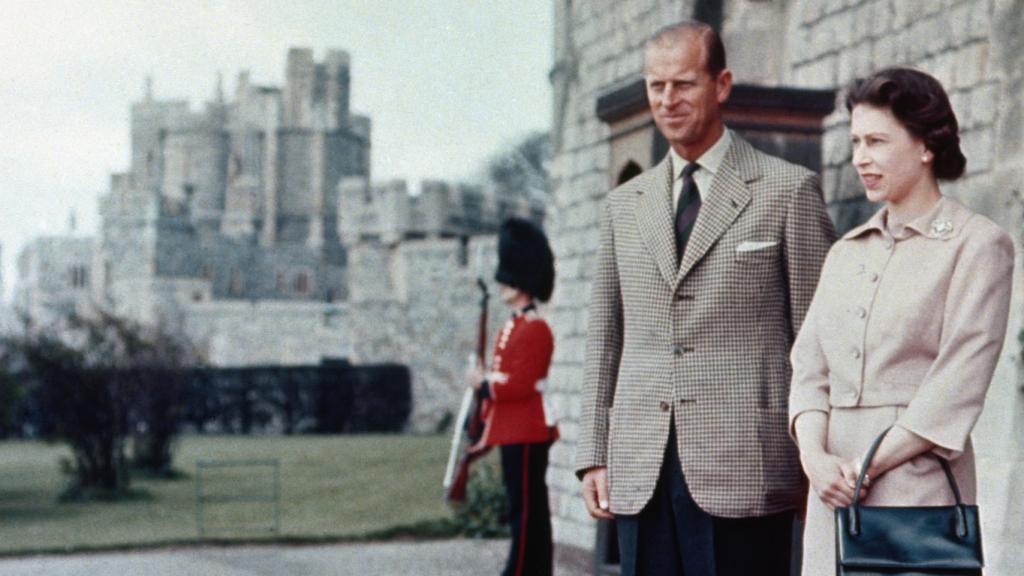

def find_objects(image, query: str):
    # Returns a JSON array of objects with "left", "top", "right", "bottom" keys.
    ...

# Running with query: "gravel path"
[{"left": 0, "top": 539, "right": 515, "bottom": 576}]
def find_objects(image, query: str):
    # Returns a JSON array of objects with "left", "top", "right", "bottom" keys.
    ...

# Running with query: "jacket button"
[
  {"left": 869, "top": 272, "right": 879, "bottom": 282},
  {"left": 672, "top": 345, "right": 682, "bottom": 356},
  {"left": 659, "top": 401, "right": 670, "bottom": 412},
  {"left": 856, "top": 307, "right": 867, "bottom": 318},
  {"left": 852, "top": 349, "right": 862, "bottom": 359}
]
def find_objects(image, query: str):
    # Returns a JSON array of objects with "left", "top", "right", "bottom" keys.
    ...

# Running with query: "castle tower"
[
  {"left": 284, "top": 48, "right": 315, "bottom": 129},
  {"left": 322, "top": 50, "right": 351, "bottom": 130}
]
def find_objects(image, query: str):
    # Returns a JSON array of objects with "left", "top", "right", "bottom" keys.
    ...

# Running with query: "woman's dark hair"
[{"left": 845, "top": 67, "right": 966, "bottom": 180}]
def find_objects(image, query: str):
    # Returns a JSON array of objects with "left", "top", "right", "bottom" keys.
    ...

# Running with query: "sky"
[{"left": 0, "top": 0, "right": 553, "bottom": 301}]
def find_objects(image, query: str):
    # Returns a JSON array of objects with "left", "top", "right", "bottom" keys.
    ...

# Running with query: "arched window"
[{"left": 617, "top": 161, "right": 643, "bottom": 185}]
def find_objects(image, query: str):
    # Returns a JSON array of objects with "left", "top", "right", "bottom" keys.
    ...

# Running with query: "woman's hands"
[
  {"left": 800, "top": 450, "right": 868, "bottom": 510},
  {"left": 794, "top": 411, "right": 870, "bottom": 510}
]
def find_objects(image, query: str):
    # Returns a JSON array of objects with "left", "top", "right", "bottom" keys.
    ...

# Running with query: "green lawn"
[{"left": 0, "top": 434, "right": 465, "bottom": 555}]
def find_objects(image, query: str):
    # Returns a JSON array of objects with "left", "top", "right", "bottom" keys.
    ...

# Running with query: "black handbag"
[{"left": 835, "top": 427, "right": 984, "bottom": 575}]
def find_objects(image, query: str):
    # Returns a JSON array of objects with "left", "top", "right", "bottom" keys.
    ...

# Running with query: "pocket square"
[{"left": 736, "top": 241, "right": 778, "bottom": 252}]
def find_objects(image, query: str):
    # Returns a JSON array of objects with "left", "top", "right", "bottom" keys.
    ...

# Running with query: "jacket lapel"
[
  {"left": 675, "top": 136, "right": 757, "bottom": 286},
  {"left": 634, "top": 155, "right": 679, "bottom": 289}
]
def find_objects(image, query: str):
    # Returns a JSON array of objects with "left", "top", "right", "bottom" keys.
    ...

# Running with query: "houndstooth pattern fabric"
[{"left": 575, "top": 135, "right": 837, "bottom": 517}]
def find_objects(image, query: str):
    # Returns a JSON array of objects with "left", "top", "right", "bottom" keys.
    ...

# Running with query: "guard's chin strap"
[{"left": 515, "top": 302, "right": 537, "bottom": 317}]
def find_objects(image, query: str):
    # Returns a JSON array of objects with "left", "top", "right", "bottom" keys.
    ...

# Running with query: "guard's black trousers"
[
  {"left": 616, "top": 429, "right": 795, "bottom": 576},
  {"left": 500, "top": 440, "right": 554, "bottom": 576}
]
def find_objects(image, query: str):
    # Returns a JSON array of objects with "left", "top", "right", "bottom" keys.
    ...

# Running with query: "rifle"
[{"left": 443, "top": 276, "right": 491, "bottom": 502}]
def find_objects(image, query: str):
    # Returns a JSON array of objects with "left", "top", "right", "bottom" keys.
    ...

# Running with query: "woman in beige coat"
[{"left": 789, "top": 67, "right": 1014, "bottom": 575}]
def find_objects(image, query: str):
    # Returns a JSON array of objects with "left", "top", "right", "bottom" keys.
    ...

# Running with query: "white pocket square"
[{"left": 736, "top": 241, "right": 778, "bottom": 252}]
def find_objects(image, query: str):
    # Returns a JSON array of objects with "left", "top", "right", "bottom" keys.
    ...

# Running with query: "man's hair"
[{"left": 645, "top": 20, "right": 727, "bottom": 77}]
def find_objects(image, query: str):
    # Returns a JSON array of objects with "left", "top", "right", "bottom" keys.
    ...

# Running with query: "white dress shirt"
[{"left": 669, "top": 128, "right": 732, "bottom": 214}]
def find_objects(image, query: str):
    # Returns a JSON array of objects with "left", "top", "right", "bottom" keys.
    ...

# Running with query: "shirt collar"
[{"left": 670, "top": 129, "right": 732, "bottom": 182}]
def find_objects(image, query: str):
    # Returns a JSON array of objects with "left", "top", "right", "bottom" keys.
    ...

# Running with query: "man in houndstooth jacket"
[{"left": 576, "top": 21, "right": 836, "bottom": 576}]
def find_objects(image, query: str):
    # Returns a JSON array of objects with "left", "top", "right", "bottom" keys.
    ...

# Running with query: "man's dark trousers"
[
  {"left": 616, "top": 427, "right": 795, "bottom": 576},
  {"left": 500, "top": 440, "right": 554, "bottom": 576}
]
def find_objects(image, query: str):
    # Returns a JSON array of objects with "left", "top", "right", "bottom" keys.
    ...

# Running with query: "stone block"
[
  {"left": 950, "top": 90, "right": 972, "bottom": 130},
  {"left": 568, "top": 201, "right": 601, "bottom": 232},
  {"left": 556, "top": 276, "right": 588, "bottom": 306},
  {"left": 948, "top": 1, "right": 972, "bottom": 47},
  {"left": 953, "top": 43, "right": 984, "bottom": 89},
  {"left": 968, "top": 0, "right": 992, "bottom": 42},
  {"left": 833, "top": 13, "right": 853, "bottom": 49},
  {"left": 961, "top": 127, "right": 995, "bottom": 174},
  {"left": 560, "top": 334, "right": 588, "bottom": 365},
  {"left": 802, "top": 0, "right": 825, "bottom": 25},
  {"left": 849, "top": 3, "right": 866, "bottom": 43},
  {"left": 923, "top": 16, "right": 949, "bottom": 56},
  {"left": 872, "top": 34, "right": 897, "bottom": 69},
  {"left": 928, "top": 51, "right": 955, "bottom": 90},
  {"left": 812, "top": 18, "right": 838, "bottom": 59},
  {"left": 907, "top": 20, "right": 930, "bottom": 62},
  {"left": 559, "top": 181, "right": 589, "bottom": 211},
  {"left": 795, "top": 54, "right": 838, "bottom": 89},
  {"left": 869, "top": 0, "right": 893, "bottom": 37},
  {"left": 971, "top": 82, "right": 999, "bottom": 128},
  {"left": 824, "top": 128, "right": 851, "bottom": 167},
  {"left": 892, "top": 0, "right": 923, "bottom": 30},
  {"left": 852, "top": 42, "right": 874, "bottom": 81},
  {"left": 556, "top": 421, "right": 577, "bottom": 445}
]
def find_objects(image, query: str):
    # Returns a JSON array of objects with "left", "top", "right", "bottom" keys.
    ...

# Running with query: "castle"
[{"left": 15, "top": 48, "right": 544, "bottom": 430}]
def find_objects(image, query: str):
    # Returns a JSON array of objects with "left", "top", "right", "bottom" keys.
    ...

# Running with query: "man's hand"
[
  {"left": 464, "top": 356, "right": 484, "bottom": 389},
  {"left": 582, "top": 467, "right": 613, "bottom": 520},
  {"left": 800, "top": 451, "right": 867, "bottom": 510}
]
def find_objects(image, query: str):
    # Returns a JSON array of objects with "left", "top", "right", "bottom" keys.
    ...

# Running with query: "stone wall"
[
  {"left": 182, "top": 300, "right": 350, "bottom": 367},
  {"left": 546, "top": 1, "right": 1024, "bottom": 572},
  {"left": 348, "top": 236, "right": 508, "bottom": 432}
]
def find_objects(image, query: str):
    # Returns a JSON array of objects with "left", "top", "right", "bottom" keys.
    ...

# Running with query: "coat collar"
[
  {"left": 633, "top": 134, "right": 759, "bottom": 291},
  {"left": 842, "top": 196, "right": 968, "bottom": 242}
]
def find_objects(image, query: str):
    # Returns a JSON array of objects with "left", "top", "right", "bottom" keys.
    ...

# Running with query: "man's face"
[{"left": 644, "top": 37, "right": 731, "bottom": 159}]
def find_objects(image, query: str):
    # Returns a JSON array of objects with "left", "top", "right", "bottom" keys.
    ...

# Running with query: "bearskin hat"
[{"left": 494, "top": 217, "right": 555, "bottom": 302}]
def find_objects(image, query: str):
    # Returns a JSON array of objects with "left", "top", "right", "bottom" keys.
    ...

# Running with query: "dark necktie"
[{"left": 675, "top": 162, "right": 701, "bottom": 262}]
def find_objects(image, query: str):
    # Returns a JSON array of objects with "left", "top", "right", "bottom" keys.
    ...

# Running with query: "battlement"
[
  {"left": 338, "top": 177, "right": 526, "bottom": 246},
  {"left": 284, "top": 47, "right": 352, "bottom": 130}
]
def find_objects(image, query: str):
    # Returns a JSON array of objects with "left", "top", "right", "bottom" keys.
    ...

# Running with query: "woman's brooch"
[{"left": 930, "top": 218, "right": 953, "bottom": 237}]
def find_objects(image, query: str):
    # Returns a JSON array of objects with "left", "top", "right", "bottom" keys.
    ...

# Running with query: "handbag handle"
[{"left": 847, "top": 426, "right": 969, "bottom": 539}]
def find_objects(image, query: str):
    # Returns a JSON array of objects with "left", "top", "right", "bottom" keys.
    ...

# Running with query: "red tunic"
[{"left": 478, "top": 311, "right": 559, "bottom": 447}]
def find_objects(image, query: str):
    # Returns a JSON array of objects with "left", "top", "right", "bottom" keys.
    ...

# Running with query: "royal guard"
[{"left": 466, "top": 216, "right": 559, "bottom": 576}]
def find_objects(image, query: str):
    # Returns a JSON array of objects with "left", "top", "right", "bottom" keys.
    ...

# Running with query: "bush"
[
  {"left": 0, "top": 348, "right": 26, "bottom": 438},
  {"left": 451, "top": 462, "right": 507, "bottom": 538},
  {"left": 9, "top": 310, "right": 200, "bottom": 497}
]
